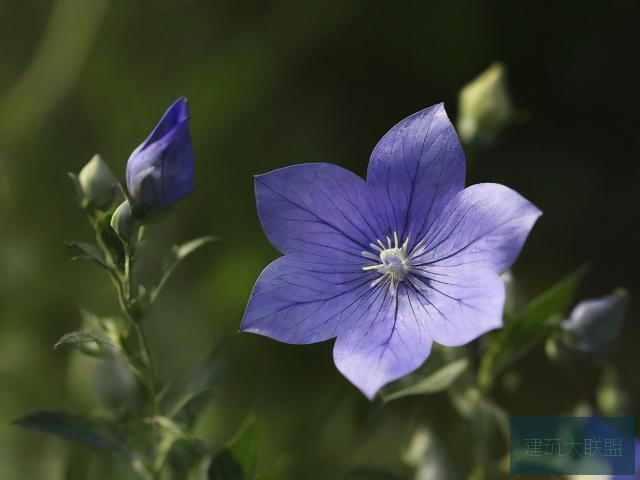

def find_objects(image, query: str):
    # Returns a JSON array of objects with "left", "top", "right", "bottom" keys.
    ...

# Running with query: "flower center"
[{"left": 361, "top": 232, "right": 411, "bottom": 296}]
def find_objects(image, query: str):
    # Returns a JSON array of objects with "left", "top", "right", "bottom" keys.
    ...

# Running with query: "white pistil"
[{"left": 361, "top": 232, "right": 412, "bottom": 296}]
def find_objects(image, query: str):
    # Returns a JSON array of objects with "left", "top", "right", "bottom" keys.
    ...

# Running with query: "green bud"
[
  {"left": 110, "top": 200, "right": 136, "bottom": 243},
  {"left": 458, "top": 62, "right": 515, "bottom": 146},
  {"left": 77, "top": 154, "right": 118, "bottom": 210}
]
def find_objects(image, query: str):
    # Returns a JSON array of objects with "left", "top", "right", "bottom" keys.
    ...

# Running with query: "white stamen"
[
  {"left": 369, "top": 243, "right": 384, "bottom": 253},
  {"left": 362, "top": 251, "right": 380, "bottom": 261},
  {"left": 361, "top": 231, "right": 414, "bottom": 296}
]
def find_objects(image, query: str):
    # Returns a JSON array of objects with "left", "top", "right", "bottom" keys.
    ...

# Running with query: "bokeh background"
[{"left": 1, "top": 1, "right": 639, "bottom": 478}]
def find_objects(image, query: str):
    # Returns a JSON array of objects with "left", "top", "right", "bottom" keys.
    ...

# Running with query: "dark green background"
[{"left": 1, "top": 1, "right": 638, "bottom": 478}]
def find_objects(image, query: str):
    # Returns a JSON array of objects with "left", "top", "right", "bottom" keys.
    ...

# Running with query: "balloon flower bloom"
[{"left": 242, "top": 103, "right": 541, "bottom": 398}]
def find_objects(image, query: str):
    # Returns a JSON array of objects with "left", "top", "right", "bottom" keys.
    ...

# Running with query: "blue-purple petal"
[
  {"left": 406, "top": 268, "right": 505, "bottom": 346},
  {"left": 333, "top": 283, "right": 433, "bottom": 399},
  {"left": 411, "top": 183, "right": 541, "bottom": 274},
  {"left": 255, "top": 163, "right": 386, "bottom": 260},
  {"left": 367, "top": 103, "right": 465, "bottom": 249},
  {"left": 241, "top": 254, "right": 374, "bottom": 344}
]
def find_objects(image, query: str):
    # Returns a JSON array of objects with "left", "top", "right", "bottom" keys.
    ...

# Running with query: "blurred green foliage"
[{"left": 1, "top": 0, "right": 638, "bottom": 478}]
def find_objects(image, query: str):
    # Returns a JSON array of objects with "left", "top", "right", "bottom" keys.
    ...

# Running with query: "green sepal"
[{"left": 53, "top": 330, "right": 121, "bottom": 358}]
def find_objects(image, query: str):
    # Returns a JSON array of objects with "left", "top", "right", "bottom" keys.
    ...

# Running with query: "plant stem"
[
  {"left": 134, "top": 319, "right": 159, "bottom": 414},
  {"left": 124, "top": 247, "right": 160, "bottom": 415}
]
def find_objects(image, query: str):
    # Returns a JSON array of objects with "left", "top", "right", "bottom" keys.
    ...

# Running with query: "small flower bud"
[
  {"left": 561, "top": 289, "right": 629, "bottom": 353},
  {"left": 457, "top": 62, "right": 515, "bottom": 146},
  {"left": 76, "top": 154, "right": 118, "bottom": 210},
  {"left": 125, "top": 97, "right": 195, "bottom": 221},
  {"left": 110, "top": 200, "right": 136, "bottom": 243}
]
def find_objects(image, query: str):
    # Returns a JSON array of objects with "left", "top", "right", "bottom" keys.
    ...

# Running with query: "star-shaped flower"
[{"left": 241, "top": 103, "right": 541, "bottom": 398}]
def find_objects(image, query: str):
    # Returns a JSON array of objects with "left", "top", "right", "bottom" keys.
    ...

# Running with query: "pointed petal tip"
[
  {"left": 352, "top": 378, "right": 385, "bottom": 401},
  {"left": 165, "top": 96, "right": 190, "bottom": 123}
]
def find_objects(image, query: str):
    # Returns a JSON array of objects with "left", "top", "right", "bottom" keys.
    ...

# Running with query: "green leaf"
[
  {"left": 478, "top": 264, "right": 589, "bottom": 389},
  {"left": 64, "top": 240, "right": 107, "bottom": 268},
  {"left": 175, "top": 236, "right": 218, "bottom": 259},
  {"left": 382, "top": 357, "right": 469, "bottom": 402},
  {"left": 53, "top": 330, "right": 121, "bottom": 357},
  {"left": 11, "top": 410, "right": 132, "bottom": 460},
  {"left": 152, "top": 236, "right": 217, "bottom": 302},
  {"left": 209, "top": 414, "right": 260, "bottom": 480},
  {"left": 168, "top": 341, "right": 226, "bottom": 427}
]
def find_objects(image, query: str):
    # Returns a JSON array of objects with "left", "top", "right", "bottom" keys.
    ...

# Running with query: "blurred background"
[{"left": 1, "top": 0, "right": 639, "bottom": 478}]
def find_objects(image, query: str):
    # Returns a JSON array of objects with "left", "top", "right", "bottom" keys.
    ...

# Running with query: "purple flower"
[
  {"left": 241, "top": 103, "right": 541, "bottom": 398},
  {"left": 126, "top": 97, "right": 195, "bottom": 218}
]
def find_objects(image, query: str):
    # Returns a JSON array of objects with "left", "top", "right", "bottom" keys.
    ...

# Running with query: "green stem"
[{"left": 133, "top": 319, "right": 159, "bottom": 414}]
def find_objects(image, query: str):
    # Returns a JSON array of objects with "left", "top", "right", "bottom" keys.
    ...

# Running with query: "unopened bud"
[
  {"left": 76, "top": 154, "right": 118, "bottom": 210},
  {"left": 458, "top": 62, "right": 515, "bottom": 146},
  {"left": 110, "top": 200, "right": 136, "bottom": 243},
  {"left": 561, "top": 289, "right": 629, "bottom": 353}
]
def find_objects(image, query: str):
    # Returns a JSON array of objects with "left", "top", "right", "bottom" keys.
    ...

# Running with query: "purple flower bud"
[
  {"left": 561, "top": 289, "right": 629, "bottom": 353},
  {"left": 126, "top": 97, "right": 195, "bottom": 218}
]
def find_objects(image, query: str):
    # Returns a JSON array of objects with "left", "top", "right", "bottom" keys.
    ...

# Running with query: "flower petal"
[
  {"left": 406, "top": 268, "right": 505, "bottom": 346},
  {"left": 332, "top": 284, "right": 434, "bottom": 399},
  {"left": 367, "top": 103, "right": 465, "bottom": 247},
  {"left": 241, "top": 254, "right": 376, "bottom": 344},
  {"left": 142, "top": 97, "right": 189, "bottom": 149},
  {"left": 255, "top": 164, "right": 385, "bottom": 261},
  {"left": 412, "top": 183, "right": 541, "bottom": 274}
]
